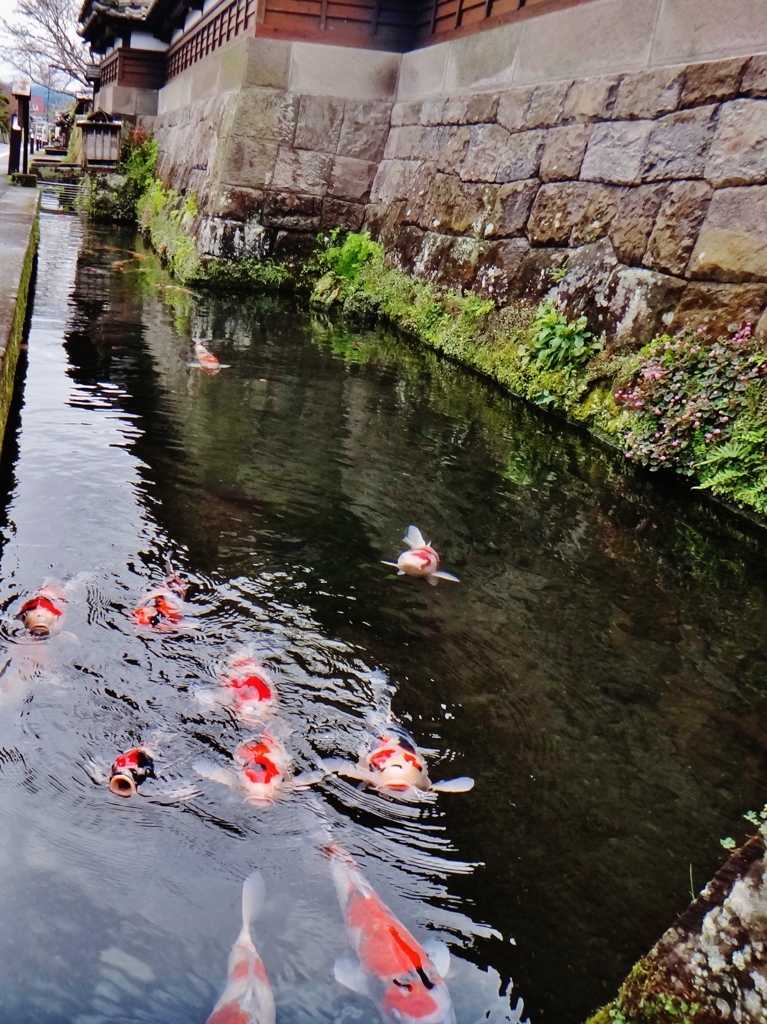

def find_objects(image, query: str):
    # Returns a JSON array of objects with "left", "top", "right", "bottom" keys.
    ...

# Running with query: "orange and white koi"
[
  {"left": 382, "top": 526, "right": 459, "bottom": 586},
  {"left": 132, "top": 564, "right": 189, "bottom": 631},
  {"left": 206, "top": 872, "right": 275, "bottom": 1024},
  {"left": 190, "top": 340, "right": 229, "bottom": 375},
  {"left": 197, "top": 650, "right": 277, "bottom": 726},
  {"left": 327, "top": 845, "right": 455, "bottom": 1024},
  {"left": 196, "top": 732, "right": 317, "bottom": 807},
  {"left": 16, "top": 583, "right": 68, "bottom": 638},
  {"left": 323, "top": 722, "right": 473, "bottom": 801}
]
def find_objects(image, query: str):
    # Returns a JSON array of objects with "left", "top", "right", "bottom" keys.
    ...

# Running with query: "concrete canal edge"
[{"left": 0, "top": 185, "right": 40, "bottom": 451}]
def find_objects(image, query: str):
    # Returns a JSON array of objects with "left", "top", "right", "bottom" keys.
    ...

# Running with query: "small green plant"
[
  {"left": 523, "top": 301, "right": 597, "bottom": 371},
  {"left": 551, "top": 262, "right": 569, "bottom": 283}
]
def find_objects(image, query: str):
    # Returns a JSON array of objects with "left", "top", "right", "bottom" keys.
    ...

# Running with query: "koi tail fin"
[
  {"left": 403, "top": 525, "right": 426, "bottom": 549},
  {"left": 431, "top": 776, "right": 475, "bottom": 793},
  {"left": 241, "top": 870, "right": 266, "bottom": 934}
]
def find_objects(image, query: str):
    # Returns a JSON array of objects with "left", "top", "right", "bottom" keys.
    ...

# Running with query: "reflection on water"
[{"left": 0, "top": 212, "right": 765, "bottom": 1023}]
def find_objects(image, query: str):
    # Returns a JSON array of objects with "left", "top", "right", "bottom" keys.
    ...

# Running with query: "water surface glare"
[{"left": 0, "top": 212, "right": 766, "bottom": 1024}]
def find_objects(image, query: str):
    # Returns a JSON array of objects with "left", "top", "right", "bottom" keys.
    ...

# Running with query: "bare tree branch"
[{"left": 1, "top": 0, "right": 89, "bottom": 89}]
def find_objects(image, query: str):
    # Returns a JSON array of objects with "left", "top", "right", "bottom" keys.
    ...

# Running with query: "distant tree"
[
  {"left": 0, "top": 93, "right": 9, "bottom": 136},
  {"left": 1, "top": 0, "right": 89, "bottom": 89}
]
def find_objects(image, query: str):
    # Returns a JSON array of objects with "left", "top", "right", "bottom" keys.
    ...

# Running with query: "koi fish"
[
  {"left": 323, "top": 721, "right": 473, "bottom": 801},
  {"left": 382, "top": 527, "right": 459, "bottom": 586},
  {"left": 196, "top": 732, "right": 314, "bottom": 807},
  {"left": 327, "top": 845, "right": 455, "bottom": 1024},
  {"left": 197, "top": 650, "right": 277, "bottom": 726},
  {"left": 16, "top": 583, "right": 68, "bottom": 638},
  {"left": 206, "top": 871, "right": 275, "bottom": 1024},
  {"left": 108, "top": 747, "right": 156, "bottom": 797},
  {"left": 190, "top": 340, "right": 229, "bottom": 375},
  {"left": 132, "top": 564, "right": 189, "bottom": 631}
]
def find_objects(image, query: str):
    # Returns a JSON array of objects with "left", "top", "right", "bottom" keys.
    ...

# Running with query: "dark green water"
[{"left": 0, "top": 211, "right": 765, "bottom": 1024}]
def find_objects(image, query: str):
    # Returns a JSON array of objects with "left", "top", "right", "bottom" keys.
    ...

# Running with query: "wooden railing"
[
  {"left": 167, "top": 0, "right": 257, "bottom": 78},
  {"left": 99, "top": 51, "right": 119, "bottom": 86},
  {"left": 424, "top": 0, "right": 595, "bottom": 42}
]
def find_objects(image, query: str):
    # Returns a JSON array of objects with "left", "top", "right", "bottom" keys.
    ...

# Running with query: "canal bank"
[{"left": 0, "top": 180, "right": 39, "bottom": 453}]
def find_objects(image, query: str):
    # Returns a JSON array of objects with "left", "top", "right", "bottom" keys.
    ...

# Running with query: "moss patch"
[{"left": 0, "top": 211, "right": 38, "bottom": 452}]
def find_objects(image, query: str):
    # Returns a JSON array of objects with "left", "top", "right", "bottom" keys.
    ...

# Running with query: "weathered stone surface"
[
  {"left": 689, "top": 185, "right": 767, "bottom": 282},
  {"left": 322, "top": 197, "right": 366, "bottom": 232},
  {"left": 548, "top": 237, "right": 619, "bottom": 322},
  {"left": 460, "top": 124, "right": 511, "bottom": 182},
  {"left": 435, "top": 236, "right": 488, "bottom": 291},
  {"left": 485, "top": 180, "right": 539, "bottom": 238},
  {"left": 514, "top": 248, "right": 571, "bottom": 302},
  {"left": 197, "top": 217, "right": 269, "bottom": 260},
  {"left": 272, "top": 230, "right": 316, "bottom": 258},
  {"left": 383, "top": 125, "right": 427, "bottom": 161},
  {"left": 496, "top": 130, "right": 546, "bottom": 183},
  {"left": 436, "top": 126, "right": 471, "bottom": 173},
  {"left": 390, "top": 100, "right": 421, "bottom": 127},
  {"left": 293, "top": 95, "right": 344, "bottom": 153},
  {"left": 642, "top": 104, "right": 718, "bottom": 180},
  {"left": 411, "top": 231, "right": 453, "bottom": 281},
  {"left": 418, "top": 99, "right": 445, "bottom": 126},
  {"left": 208, "top": 185, "right": 264, "bottom": 221},
  {"left": 563, "top": 75, "right": 620, "bottom": 122},
  {"left": 539, "top": 124, "right": 592, "bottom": 182},
  {"left": 386, "top": 224, "right": 426, "bottom": 275},
  {"left": 496, "top": 86, "right": 536, "bottom": 132},
  {"left": 680, "top": 57, "right": 748, "bottom": 106},
  {"left": 609, "top": 183, "right": 667, "bottom": 264},
  {"left": 612, "top": 67, "right": 684, "bottom": 120},
  {"left": 223, "top": 137, "right": 279, "bottom": 188},
  {"left": 643, "top": 180, "right": 713, "bottom": 276},
  {"left": 271, "top": 147, "right": 333, "bottom": 195},
  {"left": 527, "top": 182, "right": 592, "bottom": 245},
  {"left": 401, "top": 161, "right": 438, "bottom": 225},
  {"left": 474, "top": 238, "right": 531, "bottom": 304},
  {"left": 419, "top": 173, "right": 496, "bottom": 236},
  {"left": 602, "top": 266, "right": 687, "bottom": 349},
  {"left": 705, "top": 99, "right": 767, "bottom": 187},
  {"left": 231, "top": 88, "right": 299, "bottom": 143},
  {"left": 671, "top": 282, "right": 767, "bottom": 336},
  {"left": 461, "top": 92, "right": 500, "bottom": 125},
  {"left": 741, "top": 54, "right": 767, "bottom": 98},
  {"left": 522, "top": 81, "right": 571, "bottom": 128},
  {"left": 580, "top": 121, "right": 653, "bottom": 185},
  {"left": 369, "top": 159, "right": 419, "bottom": 205},
  {"left": 337, "top": 100, "right": 392, "bottom": 162},
  {"left": 366, "top": 200, "right": 407, "bottom": 247},
  {"left": 262, "top": 191, "right": 322, "bottom": 231},
  {"left": 570, "top": 183, "right": 623, "bottom": 247},
  {"left": 327, "top": 156, "right": 378, "bottom": 203}
]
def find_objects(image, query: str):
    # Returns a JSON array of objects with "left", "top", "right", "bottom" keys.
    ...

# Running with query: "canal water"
[{"left": 0, "top": 209, "right": 766, "bottom": 1024}]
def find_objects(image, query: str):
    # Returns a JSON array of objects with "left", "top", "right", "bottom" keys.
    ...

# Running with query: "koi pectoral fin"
[
  {"left": 431, "top": 776, "right": 475, "bottom": 794},
  {"left": 422, "top": 939, "right": 451, "bottom": 978},
  {"left": 381, "top": 561, "right": 399, "bottom": 569},
  {"left": 432, "top": 571, "right": 460, "bottom": 583},
  {"left": 334, "top": 956, "right": 371, "bottom": 997},
  {"left": 427, "top": 574, "right": 439, "bottom": 586},
  {"left": 321, "top": 758, "right": 366, "bottom": 782}
]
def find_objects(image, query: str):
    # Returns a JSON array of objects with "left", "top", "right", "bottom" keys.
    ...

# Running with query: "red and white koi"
[
  {"left": 206, "top": 871, "right": 275, "bottom": 1024},
  {"left": 196, "top": 732, "right": 316, "bottom": 807},
  {"left": 323, "top": 721, "right": 473, "bottom": 801},
  {"left": 198, "top": 650, "right": 277, "bottom": 726},
  {"left": 132, "top": 565, "right": 189, "bottom": 632},
  {"left": 85, "top": 743, "right": 198, "bottom": 803},
  {"left": 190, "top": 340, "right": 229, "bottom": 375},
  {"left": 16, "top": 583, "right": 68, "bottom": 638},
  {"left": 382, "top": 526, "right": 459, "bottom": 586},
  {"left": 327, "top": 845, "right": 455, "bottom": 1024},
  {"left": 108, "top": 746, "right": 156, "bottom": 797}
]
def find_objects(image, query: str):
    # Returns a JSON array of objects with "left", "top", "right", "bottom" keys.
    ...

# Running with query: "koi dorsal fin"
[{"left": 402, "top": 525, "right": 426, "bottom": 549}]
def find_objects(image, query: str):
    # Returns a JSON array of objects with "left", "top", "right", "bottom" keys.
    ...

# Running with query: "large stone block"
[
  {"left": 474, "top": 238, "right": 531, "bottom": 304},
  {"left": 580, "top": 121, "right": 653, "bottom": 185},
  {"left": 570, "top": 183, "right": 623, "bottom": 247},
  {"left": 603, "top": 267, "right": 687, "bottom": 350},
  {"left": 419, "top": 173, "right": 496, "bottom": 236},
  {"left": 522, "top": 81, "right": 571, "bottom": 129},
  {"left": 435, "top": 236, "right": 488, "bottom": 292},
  {"left": 293, "top": 95, "right": 345, "bottom": 153},
  {"left": 461, "top": 93, "right": 501, "bottom": 125},
  {"left": 742, "top": 55, "right": 767, "bottom": 98},
  {"left": 231, "top": 88, "right": 299, "bottom": 144},
  {"left": 670, "top": 282, "right": 767, "bottom": 336},
  {"left": 527, "top": 182, "right": 593, "bottom": 245},
  {"left": 411, "top": 231, "right": 453, "bottom": 281},
  {"left": 460, "top": 124, "right": 511, "bottom": 182},
  {"left": 609, "top": 183, "right": 668, "bottom": 264},
  {"left": 208, "top": 185, "right": 264, "bottom": 220},
  {"left": 643, "top": 180, "right": 713, "bottom": 277},
  {"left": 680, "top": 57, "right": 749, "bottom": 107},
  {"left": 402, "top": 161, "right": 438, "bottom": 225},
  {"left": 272, "top": 230, "right": 316, "bottom": 258},
  {"left": 262, "top": 191, "right": 322, "bottom": 231},
  {"left": 705, "top": 99, "right": 767, "bottom": 187},
  {"left": 436, "top": 126, "right": 472, "bottom": 173},
  {"left": 370, "top": 159, "right": 419, "bottom": 205},
  {"left": 642, "top": 105, "right": 718, "bottom": 181},
  {"left": 539, "top": 124, "right": 592, "bottom": 182},
  {"left": 321, "top": 197, "right": 365, "bottom": 232},
  {"left": 496, "top": 129, "right": 546, "bottom": 183},
  {"left": 383, "top": 125, "right": 426, "bottom": 161},
  {"left": 390, "top": 100, "right": 421, "bottom": 127},
  {"left": 327, "top": 156, "right": 378, "bottom": 203},
  {"left": 485, "top": 180, "right": 539, "bottom": 238},
  {"left": 689, "top": 186, "right": 767, "bottom": 282},
  {"left": 562, "top": 76, "right": 620, "bottom": 122},
  {"left": 612, "top": 68, "right": 684, "bottom": 120},
  {"left": 548, "top": 237, "right": 619, "bottom": 322},
  {"left": 337, "top": 100, "right": 392, "bottom": 162},
  {"left": 496, "top": 86, "right": 536, "bottom": 132},
  {"left": 223, "top": 137, "right": 280, "bottom": 188},
  {"left": 241, "top": 37, "right": 292, "bottom": 90},
  {"left": 514, "top": 248, "right": 571, "bottom": 302},
  {"left": 270, "top": 148, "right": 333, "bottom": 196}
]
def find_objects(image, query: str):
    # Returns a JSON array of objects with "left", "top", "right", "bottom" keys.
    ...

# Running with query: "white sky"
[{"left": 0, "top": 0, "right": 86, "bottom": 86}]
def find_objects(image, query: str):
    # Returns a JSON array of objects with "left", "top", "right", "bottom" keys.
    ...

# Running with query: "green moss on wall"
[{"left": 0, "top": 211, "right": 38, "bottom": 452}]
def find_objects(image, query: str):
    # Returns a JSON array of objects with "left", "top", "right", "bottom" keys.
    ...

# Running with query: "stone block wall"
[{"left": 365, "top": 55, "right": 767, "bottom": 347}]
